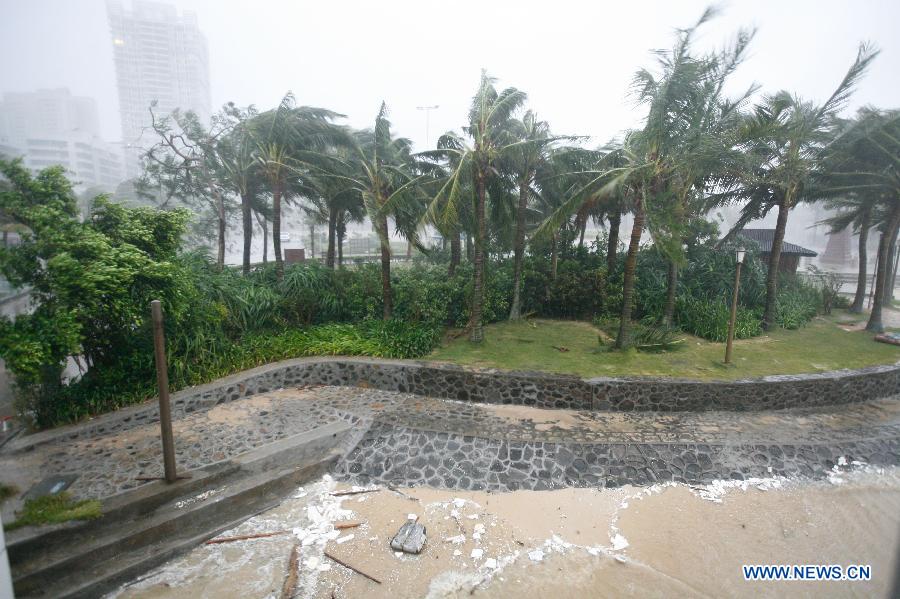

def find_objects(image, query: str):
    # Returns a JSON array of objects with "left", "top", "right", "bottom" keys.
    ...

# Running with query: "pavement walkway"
[{"left": 2, "top": 385, "right": 899, "bottom": 516}]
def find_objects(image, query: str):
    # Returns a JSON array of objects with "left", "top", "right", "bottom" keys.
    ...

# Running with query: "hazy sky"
[{"left": 1, "top": 0, "right": 899, "bottom": 151}]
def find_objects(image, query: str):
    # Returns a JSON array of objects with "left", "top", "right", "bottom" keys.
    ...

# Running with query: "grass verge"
[
  {"left": 428, "top": 316, "right": 900, "bottom": 380},
  {"left": 6, "top": 492, "right": 101, "bottom": 531}
]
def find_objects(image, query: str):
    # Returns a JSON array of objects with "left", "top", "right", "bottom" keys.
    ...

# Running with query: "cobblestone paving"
[
  {"left": 2, "top": 390, "right": 352, "bottom": 499},
  {"left": 4, "top": 386, "right": 900, "bottom": 499}
]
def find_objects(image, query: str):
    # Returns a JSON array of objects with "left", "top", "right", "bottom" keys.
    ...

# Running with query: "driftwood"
[
  {"left": 324, "top": 549, "right": 382, "bottom": 584},
  {"left": 205, "top": 530, "right": 289, "bottom": 545},
  {"left": 330, "top": 489, "right": 379, "bottom": 497},
  {"left": 334, "top": 521, "right": 363, "bottom": 530},
  {"left": 280, "top": 543, "right": 301, "bottom": 599},
  {"left": 387, "top": 485, "right": 419, "bottom": 501}
]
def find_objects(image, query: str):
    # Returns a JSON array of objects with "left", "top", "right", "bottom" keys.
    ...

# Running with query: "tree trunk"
[
  {"left": 867, "top": 203, "right": 900, "bottom": 332},
  {"left": 215, "top": 189, "right": 226, "bottom": 270},
  {"left": 465, "top": 234, "right": 473, "bottom": 262},
  {"left": 849, "top": 211, "right": 870, "bottom": 313},
  {"left": 241, "top": 192, "right": 253, "bottom": 275},
  {"left": 469, "top": 172, "right": 487, "bottom": 342},
  {"left": 663, "top": 260, "right": 677, "bottom": 326},
  {"left": 309, "top": 223, "right": 316, "bottom": 262},
  {"left": 606, "top": 211, "right": 620, "bottom": 273},
  {"left": 882, "top": 231, "right": 898, "bottom": 304},
  {"left": 272, "top": 184, "right": 284, "bottom": 280},
  {"left": 379, "top": 214, "right": 392, "bottom": 319},
  {"left": 763, "top": 196, "right": 790, "bottom": 330},
  {"left": 550, "top": 231, "right": 559, "bottom": 280},
  {"left": 326, "top": 206, "right": 337, "bottom": 269},
  {"left": 616, "top": 198, "right": 645, "bottom": 349},
  {"left": 509, "top": 178, "right": 529, "bottom": 320},
  {"left": 890, "top": 243, "right": 900, "bottom": 303},
  {"left": 578, "top": 215, "right": 587, "bottom": 248},
  {"left": 255, "top": 211, "right": 269, "bottom": 265},
  {"left": 337, "top": 220, "right": 345, "bottom": 268},
  {"left": 449, "top": 232, "right": 461, "bottom": 276}
]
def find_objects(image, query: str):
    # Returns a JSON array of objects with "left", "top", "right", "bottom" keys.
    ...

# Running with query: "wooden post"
[
  {"left": 725, "top": 261, "right": 743, "bottom": 365},
  {"left": 151, "top": 300, "right": 177, "bottom": 483}
]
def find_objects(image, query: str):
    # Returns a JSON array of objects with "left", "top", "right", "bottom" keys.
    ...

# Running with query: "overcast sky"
[{"left": 1, "top": 0, "right": 899, "bottom": 151}]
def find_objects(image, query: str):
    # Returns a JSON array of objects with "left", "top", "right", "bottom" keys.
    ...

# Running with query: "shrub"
[
  {"left": 775, "top": 285, "right": 820, "bottom": 329},
  {"left": 675, "top": 296, "right": 762, "bottom": 342}
]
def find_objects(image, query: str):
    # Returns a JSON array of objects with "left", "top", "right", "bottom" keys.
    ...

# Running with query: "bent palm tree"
[
  {"left": 426, "top": 71, "right": 528, "bottom": 342},
  {"left": 812, "top": 108, "right": 900, "bottom": 332},
  {"left": 328, "top": 103, "right": 425, "bottom": 318},
  {"left": 719, "top": 43, "right": 878, "bottom": 329}
]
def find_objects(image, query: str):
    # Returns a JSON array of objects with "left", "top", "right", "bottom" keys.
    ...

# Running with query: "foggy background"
[{"left": 1, "top": 0, "right": 899, "bottom": 266}]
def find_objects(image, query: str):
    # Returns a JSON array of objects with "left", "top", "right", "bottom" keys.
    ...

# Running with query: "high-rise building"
[
  {"left": 0, "top": 89, "right": 125, "bottom": 190},
  {"left": 0, "top": 88, "right": 101, "bottom": 141},
  {"left": 107, "top": 0, "right": 211, "bottom": 176}
]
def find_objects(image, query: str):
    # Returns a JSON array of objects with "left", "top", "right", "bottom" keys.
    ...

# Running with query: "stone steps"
[{"left": 8, "top": 421, "right": 352, "bottom": 599}]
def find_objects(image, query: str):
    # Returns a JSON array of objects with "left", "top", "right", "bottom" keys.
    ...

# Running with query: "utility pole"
[{"left": 416, "top": 105, "right": 439, "bottom": 148}]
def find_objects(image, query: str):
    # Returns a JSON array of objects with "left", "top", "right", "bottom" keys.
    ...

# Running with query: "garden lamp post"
[{"left": 724, "top": 248, "right": 746, "bottom": 365}]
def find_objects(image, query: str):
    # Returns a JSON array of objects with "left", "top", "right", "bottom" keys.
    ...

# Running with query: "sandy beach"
[{"left": 112, "top": 464, "right": 900, "bottom": 599}]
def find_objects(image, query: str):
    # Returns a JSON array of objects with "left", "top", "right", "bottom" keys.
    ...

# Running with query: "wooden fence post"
[{"left": 151, "top": 300, "right": 177, "bottom": 483}]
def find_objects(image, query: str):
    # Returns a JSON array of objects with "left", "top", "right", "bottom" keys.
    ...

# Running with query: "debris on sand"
[{"left": 390, "top": 521, "right": 427, "bottom": 554}]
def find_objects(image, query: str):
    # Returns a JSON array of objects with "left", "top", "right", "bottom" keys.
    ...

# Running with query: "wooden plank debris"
[
  {"left": 205, "top": 530, "right": 289, "bottom": 545},
  {"left": 324, "top": 549, "right": 382, "bottom": 584},
  {"left": 330, "top": 488, "right": 379, "bottom": 497},
  {"left": 280, "top": 543, "right": 301, "bottom": 599}
]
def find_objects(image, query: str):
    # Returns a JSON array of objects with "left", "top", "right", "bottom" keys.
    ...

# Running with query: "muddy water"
[{"left": 111, "top": 467, "right": 900, "bottom": 599}]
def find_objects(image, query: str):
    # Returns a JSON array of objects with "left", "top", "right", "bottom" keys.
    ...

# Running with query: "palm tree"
[
  {"left": 427, "top": 71, "right": 528, "bottom": 342},
  {"left": 536, "top": 8, "right": 754, "bottom": 347},
  {"left": 811, "top": 108, "right": 900, "bottom": 332},
  {"left": 250, "top": 93, "right": 346, "bottom": 280},
  {"left": 719, "top": 43, "right": 878, "bottom": 329},
  {"left": 504, "top": 111, "right": 555, "bottom": 320},
  {"left": 330, "top": 103, "right": 425, "bottom": 318},
  {"left": 220, "top": 103, "right": 262, "bottom": 274},
  {"left": 296, "top": 149, "right": 362, "bottom": 269},
  {"left": 817, "top": 195, "right": 875, "bottom": 313}
]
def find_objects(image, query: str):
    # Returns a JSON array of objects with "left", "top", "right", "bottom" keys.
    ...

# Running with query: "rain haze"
[
  {"left": 0, "top": 0, "right": 899, "bottom": 261},
  {"left": 4, "top": 3, "right": 900, "bottom": 597},
  {"left": 2, "top": 0, "right": 899, "bottom": 147}
]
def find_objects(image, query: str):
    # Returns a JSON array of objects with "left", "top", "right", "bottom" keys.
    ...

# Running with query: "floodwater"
[{"left": 111, "top": 466, "right": 900, "bottom": 599}]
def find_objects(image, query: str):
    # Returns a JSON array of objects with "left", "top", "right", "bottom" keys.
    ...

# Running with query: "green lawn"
[{"left": 428, "top": 316, "right": 900, "bottom": 380}]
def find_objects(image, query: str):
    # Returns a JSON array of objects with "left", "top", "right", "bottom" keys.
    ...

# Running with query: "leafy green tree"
[
  {"left": 144, "top": 103, "right": 234, "bottom": 269},
  {"left": 0, "top": 159, "right": 191, "bottom": 423}
]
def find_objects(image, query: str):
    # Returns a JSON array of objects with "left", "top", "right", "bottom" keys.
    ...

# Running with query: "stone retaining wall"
[{"left": 15, "top": 357, "right": 900, "bottom": 450}]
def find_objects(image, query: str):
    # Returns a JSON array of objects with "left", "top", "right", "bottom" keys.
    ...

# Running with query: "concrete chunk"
[{"left": 389, "top": 521, "right": 426, "bottom": 554}]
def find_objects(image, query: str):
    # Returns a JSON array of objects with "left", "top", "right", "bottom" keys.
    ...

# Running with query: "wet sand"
[{"left": 112, "top": 467, "right": 900, "bottom": 599}]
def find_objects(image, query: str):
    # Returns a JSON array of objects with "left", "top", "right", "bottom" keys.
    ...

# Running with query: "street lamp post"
[
  {"left": 416, "top": 105, "right": 439, "bottom": 148},
  {"left": 724, "top": 248, "right": 746, "bottom": 365}
]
